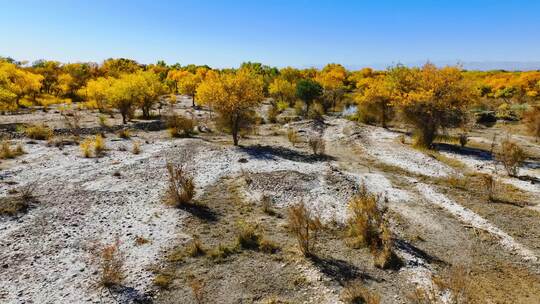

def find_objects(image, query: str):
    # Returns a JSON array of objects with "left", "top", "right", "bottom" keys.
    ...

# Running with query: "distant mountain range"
[{"left": 304, "top": 61, "right": 540, "bottom": 71}]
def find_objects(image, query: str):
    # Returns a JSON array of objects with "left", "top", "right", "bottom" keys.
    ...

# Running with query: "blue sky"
[{"left": 1, "top": 0, "right": 540, "bottom": 68}]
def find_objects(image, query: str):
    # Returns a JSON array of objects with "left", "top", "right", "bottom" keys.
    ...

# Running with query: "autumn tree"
[
  {"left": 101, "top": 58, "right": 141, "bottom": 77},
  {"left": 177, "top": 71, "right": 202, "bottom": 107},
  {"left": 80, "top": 77, "right": 112, "bottom": 112},
  {"left": 134, "top": 71, "right": 166, "bottom": 118},
  {"left": 196, "top": 69, "right": 264, "bottom": 145},
  {"left": 388, "top": 64, "right": 476, "bottom": 148},
  {"left": 355, "top": 76, "right": 394, "bottom": 128},
  {"left": 295, "top": 79, "right": 323, "bottom": 115},
  {"left": 523, "top": 105, "right": 540, "bottom": 141},
  {"left": 268, "top": 77, "right": 296, "bottom": 106},
  {"left": 316, "top": 63, "right": 347, "bottom": 111},
  {"left": 0, "top": 61, "right": 43, "bottom": 107}
]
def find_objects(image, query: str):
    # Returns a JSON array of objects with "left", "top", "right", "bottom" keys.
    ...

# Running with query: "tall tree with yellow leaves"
[
  {"left": 196, "top": 69, "right": 264, "bottom": 145},
  {"left": 0, "top": 61, "right": 43, "bottom": 107},
  {"left": 355, "top": 76, "right": 394, "bottom": 128},
  {"left": 316, "top": 63, "right": 347, "bottom": 111}
]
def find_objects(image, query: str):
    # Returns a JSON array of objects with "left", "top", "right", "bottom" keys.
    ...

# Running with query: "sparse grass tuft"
[
  {"left": 308, "top": 136, "right": 325, "bottom": 156},
  {"left": 117, "top": 128, "right": 131, "bottom": 139},
  {"left": 346, "top": 184, "right": 400, "bottom": 269},
  {"left": 209, "top": 243, "right": 237, "bottom": 262},
  {"left": 95, "top": 239, "right": 125, "bottom": 288},
  {"left": 0, "top": 183, "right": 38, "bottom": 217},
  {"left": 24, "top": 124, "right": 53, "bottom": 140},
  {"left": 164, "top": 163, "right": 196, "bottom": 207},
  {"left": 166, "top": 113, "right": 196, "bottom": 138},
  {"left": 236, "top": 221, "right": 260, "bottom": 250},
  {"left": 341, "top": 281, "right": 381, "bottom": 304},
  {"left": 188, "top": 274, "right": 205, "bottom": 304},
  {"left": 287, "top": 129, "right": 300, "bottom": 146},
  {"left": 153, "top": 273, "right": 173, "bottom": 289},
  {"left": 80, "top": 135, "right": 106, "bottom": 158},
  {"left": 186, "top": 238, "right": 206, "bottom": 257},
  {"left": 261, "top": 194, "right": 277, "bottom": 216},
  {"left": 0, "top": 141, "right": 25, "bottom": 159},
  {"left": 287, "top": 200, "right": 322, "bottom": 256},
  {"left": 132, "top": 141, "right": 141, "bottom": 154}
]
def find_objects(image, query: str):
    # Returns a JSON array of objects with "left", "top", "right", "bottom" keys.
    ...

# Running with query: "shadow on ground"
[{"left": 239, "top": 145, "right": 335, "bottom": 163}]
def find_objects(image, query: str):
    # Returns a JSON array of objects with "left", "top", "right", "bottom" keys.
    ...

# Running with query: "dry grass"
[
  {"left": 407, "top": 265, "right": 472, "bottom": 304},
  {"left": 186, "top": 238, "right": 206, "bottom": 257},
  {"left": 24, "top": 124, "right": 53, "bottom": 140},
  {"left": 346, "top": 185, "right": 400, "bottom": 269},
  {"left": 188, "top": 275, "right": 205, "bottom": 304},
  {"left": 117, "top": 128, "right": 131, "bottom": 139},
  {"left": 0, "top": 141, "right": 25, "bottom": 159},
  {"left": 164, "top": 163, "right": 196, "bottom": 207},
  {"left": 261, "top": 194, "right": 276, "bottom": 216},
  {"left": 153, "top": 273, "right": 173, "bottom": 289},
  {"left": 287, "top": 200, "right": 322, "bottom": 256},
  {"left": 80, "top": 135, "right": 106, "bottom": 158},
  {"left": 287, "top": 129, "right": 300, "bottom": 146},
  {"left": 340, "top": 281, "right": 381, "bottom": 304},
  {"left": 308, "top": 136, "right": 325, "bottom": 155},
  {"left": 95, "top": 239, "right": 125, "bottom": 288},
  {"left": 236, "top": 221, "right": 261, "bottom": 250},
  {"left": 0, "top": 183, "right": 38, "bottom": 217},
  {"left": 496, "top": 137, "right": 526, "bottom": 177},
  {"left": 132, "top": 141, "right": 141, "bottom": 154},
  {"left": 166, "top": 113, "right": 196, "bottom": 138}
]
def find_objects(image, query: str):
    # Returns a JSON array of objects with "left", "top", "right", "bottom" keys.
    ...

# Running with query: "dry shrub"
[
  {"left": 259, "top": 238, "right": 280, "bottom": 254},
  {"left": 61, "top": 109, "right": 81, "bottom": 137},
  {"left": 153, "top": 273, "right": 173, "bottom": 289},
  {"left": 287, "top": 200, "right": 322, "bottom": 256},
  {"left": 480, "top": 173, "right": 496, "bottom": 202},
  {"left": 80, "top": 135, "right": 106, "bottom": 158},
  {"left": 132, "top": 141, "right": 141, "bottom": 154},
  {"left": 236, "top": 221, "right": 260, "bottom": 250},
  {"left": 166, "top": 113, "right": 195, "bottom": 138},
  {"left": 188, "top": 275, "right": 205, "bottom": 304},
  {"left": 95, "top": 239, "right": 125, "bottom": 288},
  {"left": 261, "top": 194, "right": 276, "bottom": 216},
  {"left": 458, "top": 133, "right": 468, "bottom": 147},
  {"left": 0, "top": 141, "right": 24, "bottom": 159},
  {"left": 496, "top": 137, "right": 526, "bottom": 177},
  {"left": 98, "top": 115, "right": 109, "bottom": 128},
  {"left": 287, "top": 128, "right": 300, "bottom": 146},
  {"left": 209, "top": 243, "right": 237, "bottom": 261},
  {"left": 117, "top": 128, "right": 131, "bottom": 139},
  {"left": 346, "top": 185, "right": 400, "bottom": 269},
  {"left": 186, "top": 238, "right": 206, "bottom": 257},
  {"left": 24, "top": 124, "right": 53, "bottom": 140},
  {"left": 164, "top": 163, "right": 195, "bottom": 207},
  {"left": 0, "top": 183, "right": 37, "bottom": 216},
  {"left": 341, "top": 281, "right": 381, "bottom": 304},
  {"left": 308, "top": 136, "right": 325, "bottom": 155}
]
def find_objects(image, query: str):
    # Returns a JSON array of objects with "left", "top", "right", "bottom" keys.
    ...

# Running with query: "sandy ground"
[{"left": 1, "top": 105, "right": 539, "bottom": 303}]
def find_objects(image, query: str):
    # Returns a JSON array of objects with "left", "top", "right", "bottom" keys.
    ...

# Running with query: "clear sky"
[{"left": 1, "top": 0, "right": 540, "bottom": 68}]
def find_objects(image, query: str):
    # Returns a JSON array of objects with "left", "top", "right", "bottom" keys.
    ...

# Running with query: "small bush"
[
  {"left": 287, "top": 200, "right": 322, "bottom": 256},
  {"left": 94, "top": 134, "right": 106, "bottom": 155},
  {"left": 346, "top": 185, "right": 400, "bottom": 269},
  {"left": 186, "top": 238, "right": 206, "bottom": 257},
  {"left": 209, "top": 243, "right": 237, "bottom": 261},
  {"left": 259, "top": 238, "right": 280, "bottom": 254},
  {"left": 458, "top": 133, "right": 468, "bottom": 147},
  {"left": 188, "top": 275, "right": 205, "bottom": 304},
  {"left": 164, "top": 163, "right": 196, "bottom": 207},
  {"left": 496, "top": 138, "right": 526, "bottom": 177},
  {"left": 80, "top": 138, "right": 93, "bottom": 158},
  {"left": 132, "top": 141, "right": 141, "bottom": 154},
  {"left": 166, "top": 113, "right": 196, "bottom": 138},
  {"left": 294, "top": 101, "right": 305, "bottom": 116},
  {"left": 287, "top": 129, "right": 300, "bottom": 147},
  {"left": 0, "top": 141, "right": 25, "bottom": 159},
  {"left": 0, "top": 184, "right": 37, "bottom": 216},
  {"left": 261, "top": 194, "right": 276, "bottom": 216},
  {"left": 236, "top": 221, "right": 260, "bottom": 250},
  {"left": 308, "top": 136, "right": 325, "bottom": 155},
  {"left": 98, "top": 115, "right": 109, "bottom": 128},
  {"left": 96, "top": 239, "right": 125, "bottom": 288},
  {"left": 341, "top": 281, "right": 381, "bottom": 304},
  {"left": 523, "top": 105, "right": 540, "bottom": 140},
  {"left": 80, "top": 135, "right": 106, "bottom": 158},
  {"left": 153, "top": 273, "right": 173, "bottom": 289},
  {"left": 480, "top": 173, "right": 496, "bottom": 202},
  {"left": 24, "top": 124, "right": 53, "bottom": 140},
  {"left": 117, "top": 129, "right": 131, "bottom": 139},
  {"left": 308, "top": 102, "right": 325, "bottom": 121}
]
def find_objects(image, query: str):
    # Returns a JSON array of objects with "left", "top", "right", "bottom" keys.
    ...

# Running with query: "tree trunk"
[
  {"left": 232, "top": 115, "right": 239, "bottom": 146},
  {"left": 192, "top": 95, "right": 196, "bottom": 107}
]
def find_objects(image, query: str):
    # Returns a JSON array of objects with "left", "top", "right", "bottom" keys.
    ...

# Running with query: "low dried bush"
[
  {"left": 166, "top": 113, "right": 196, "bottom": 138},
  {"left": 153, "top": 273, "right": 173, "bottom": 289},
  {"left": 164, "top": 163, "right": 195, "bottom": 207},
  {"left": 308, "top": 102, "right": 325, "bottom": 121},
  {"left": 0, "top": 184, "right": 37, "bottom": 216},
  {"left": 80, "top": 135, "right": 106, "bottom": 158},
  {"left": 346, "top": 185, "right": 400, "bottom": 269},
  {"left": 186, "top": 238, "right": 206, "bottom": 257},
  {"left": 117, "top": 129, "right": 131, "bottom": 139},
  {"left": 236, "top": 221, "right": 260, "bottom": 250},
  {"left": 95, "top": 239, "right": 125, "bottom": 288},
  {"left": 407, "top": 265, "right": 472, "bottom": 304},
  {"left": 261, "top": 194, "right": 276, "bottom": 216},
  {"left": 0, "top": 141, "right": 24, "bottom": 159},
  {"left": 522, "top": 105, "right": 540, "bottom": 140},
  {"left": 308, "top": 136, "right": 325, "bottom": 156},
  {"left": 287, "top": 200, "right": 322, "bottom": 256},
  {"left": 341, "top": 281, "right": 381, "bottom": 304},
  {"left": 132, "top": 141, "right": 141, "bottom": 154},
  {"left": 496, "top": 137, "right": 526, "bottom": 177},
  {"left": 287, "top": 129, "right": 300, "bottom": 146},
  {"left": 458, "top": 133, "right": 468, "bottom": 147},
  {"left": 24, "top": 124, "right": 53, "bottom": 140},
  {"left": 188, "top": 275, "right": 205, "bottom": 304}
]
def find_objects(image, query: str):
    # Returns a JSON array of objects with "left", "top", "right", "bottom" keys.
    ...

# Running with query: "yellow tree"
[
  {"left": 196, "top": 69, "right": 264, "bottom": 145},
  {"left": 177, "top": 71, "right": 202, "bottom": 107},
  {"left": 105, "top": 74, "right": 140, "bottom": 124},
  {"left": 316, "top": 63, "right": 347, "bottom": 111},
  {"left": 389, "top": 64, "right": 477, "bottom": 147},
  {"left": 355, "top": 76, "right": 394, "bottom": 128},
  {"left": 80, "top": 77, "right": 113, "bottom": 112},
  {"left": 134, "top": 71, "right": 166, "bottom": 118},
  {"left": 0, "top": 62, "right": 43, "bottom": 107},
  {"left": 268, "top": 77, "right": 296, "bottom": 106}
]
